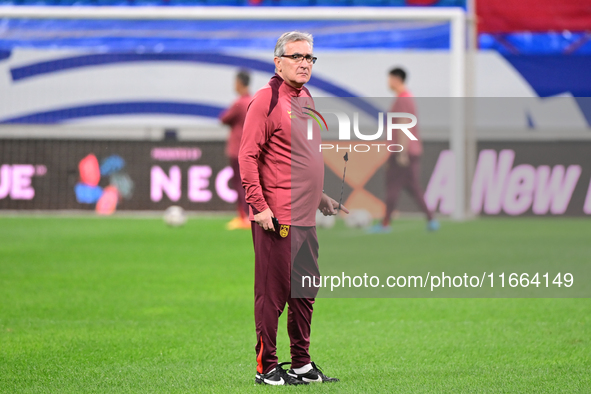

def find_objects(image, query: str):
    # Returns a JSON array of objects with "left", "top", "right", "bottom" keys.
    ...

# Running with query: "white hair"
[{"left": 274, "top": 31, "right": 314, "bottom": 57}]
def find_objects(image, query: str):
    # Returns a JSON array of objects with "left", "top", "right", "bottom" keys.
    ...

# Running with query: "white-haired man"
[{"left": 239, "top": 31, "right": 346, "bottom": 386}]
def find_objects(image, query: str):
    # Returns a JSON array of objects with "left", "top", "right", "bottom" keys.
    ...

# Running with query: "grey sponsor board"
[
  {"left": 0, "top": 140, "right": 234, "bottom": 211},
  {"left": 1, "top": 139, "right": 591, "bottom": 216}
]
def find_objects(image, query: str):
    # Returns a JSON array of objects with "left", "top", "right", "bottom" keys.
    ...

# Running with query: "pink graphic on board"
[
  {"left": 151, "top": 147, "right": 202, "bottom": 162},
  {"left": 0, "top": 164, "right": 44, "bottom": 201},
  {"left": 150, "top": 164, "right": 238, "bottom": 204},
  {"left": 425, "top": 149, "right": 582, "bottom": 216},
  {"left": 79, "top": 154, "right": 100, "bottom": 187},
  {"left": 150, "top": 165, "right": 181, "bottom": 202},
  {"left": 96, "top": 186, "right": 119, "bottom": 215},
  {"left": 584, "top": 178, "right": 591, "bottom": 215},
  {"left": 75, "top": 153, "right": 134, "bottom": 215}
]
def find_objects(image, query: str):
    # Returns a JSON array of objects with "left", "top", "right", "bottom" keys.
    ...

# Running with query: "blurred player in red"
[
  {"left": 370, "top": 67, "right": 439, "bottom": 233},
  {"left": 220, "top": 69, "right": 252, "bottom": 230}
]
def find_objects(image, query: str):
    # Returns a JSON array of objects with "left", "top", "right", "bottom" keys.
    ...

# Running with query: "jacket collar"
[{"left": 273, "top": 73, "right": 304, "bottom": 96}]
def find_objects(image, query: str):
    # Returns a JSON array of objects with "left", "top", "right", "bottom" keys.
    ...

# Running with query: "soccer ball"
[
  {"left": 163, "top": 205, "right": 187, "bottom": 227},
  {"left": 315, "top": 210, "right": 336, "bottom": 229},
  {"left": 344, "top": 209, "right": 373, "bottom": 229}
]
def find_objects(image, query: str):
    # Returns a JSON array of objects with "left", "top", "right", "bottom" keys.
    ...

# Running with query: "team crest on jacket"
[{"left": 279, "top": 225, "right": 290, "bottom": 238}]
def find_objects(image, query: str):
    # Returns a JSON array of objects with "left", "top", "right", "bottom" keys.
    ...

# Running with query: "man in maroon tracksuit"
[
  {"left": 239, "top": 31, "right": 347, "bottom": 386},
  {"left": 219, "top": 69, "right": 251, "bottom": 230},
  {"left": 370, "top": 67, "right": 439, "bottom": 233}
]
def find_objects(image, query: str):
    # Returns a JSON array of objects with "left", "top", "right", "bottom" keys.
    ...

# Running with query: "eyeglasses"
[{"left": 280, "top": 53, "right": 317, "bottom": 64}]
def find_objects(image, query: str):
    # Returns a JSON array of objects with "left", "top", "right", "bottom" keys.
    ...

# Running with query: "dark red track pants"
[
  {"left": 252, "top": 223, "right": 319, "bottom": 374},
  {"left": 383, "top": 155, "right": 433, "bottom": 225}
]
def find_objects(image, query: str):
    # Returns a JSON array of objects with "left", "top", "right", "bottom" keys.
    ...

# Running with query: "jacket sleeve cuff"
[{"left": 251, "top": 201, "right": 269, "bottom": 214}]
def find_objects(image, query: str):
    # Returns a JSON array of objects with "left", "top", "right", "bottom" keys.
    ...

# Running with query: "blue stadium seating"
[
  {"left": 351, "top": 0, "right": 386, "bottom": 5},
  {"left": 385, "top": 0, "right": 406, "bottom": 6},
  {"left": 17, "top": 0, "right": 60, "bottom": 4},
  {"left": 166, "top": 0, "right": 206, "bottom": 5},
  {"left": 93, "top": 0, "right": 132, "bottom": 5},
  {"left": 315, "top": 0, "right": 352, "bottom": 5},
  {"left": 254, "top": 0, "right": 314, "bottom": 6},
  {"left": 130, "top": 0, "right": 166, "bottom": 5},
  {"left": 57, "top": 0, "right": 93, "bottom": 5},
  {"left": 205, "top": 0, "right": 246, "bottom": 4}
]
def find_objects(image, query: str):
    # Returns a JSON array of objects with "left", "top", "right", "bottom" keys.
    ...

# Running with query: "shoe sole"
[
  {"left": 287, "top": 372, "right": 339, "bottom": 383},
  {"left": 255, "top": 376, "right": 307, "bottom": 386}
]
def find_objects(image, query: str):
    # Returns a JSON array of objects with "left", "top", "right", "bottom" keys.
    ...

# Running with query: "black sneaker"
[
  {"left": 255, "top": 363, "right": 309, "bottom": 386},
  {"left": 287, "top": 362, "right": 339, "bottom": 383}
]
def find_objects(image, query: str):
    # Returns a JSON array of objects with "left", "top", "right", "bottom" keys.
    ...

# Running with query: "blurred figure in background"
[
  {"left": 220, "top": 69, "right": 252, "bottom": 230},
  {"left": 370, "top": 67, "right": 439, "bottom": 233}
]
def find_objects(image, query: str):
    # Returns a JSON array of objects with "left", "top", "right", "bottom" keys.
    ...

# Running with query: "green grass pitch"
[{"left": 0, "top": 216, "right": 589, "bottom": 393}]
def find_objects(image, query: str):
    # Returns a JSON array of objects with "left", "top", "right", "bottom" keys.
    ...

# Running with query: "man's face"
[
  {"left": 274, "top": 40, "right": 313, "bottom": 88},
  {"left": 389, "top": 75, "right": 402, "bottom": 92},
  {"left": 234, "top": 77, "right": 243, "bottom": 94}
]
